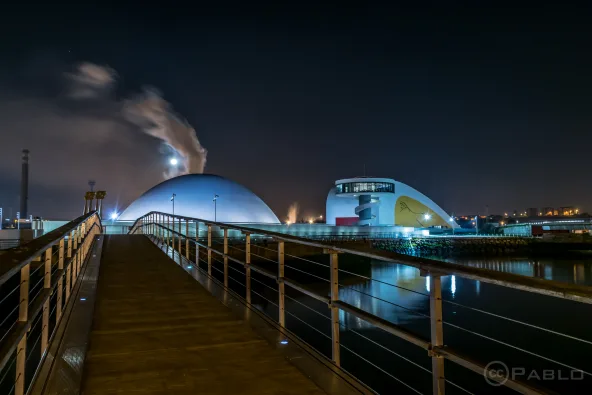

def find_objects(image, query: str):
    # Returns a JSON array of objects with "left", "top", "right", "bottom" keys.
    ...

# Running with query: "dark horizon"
[{"left": 1, "top": 2, "right": 591, "bottom": 220}]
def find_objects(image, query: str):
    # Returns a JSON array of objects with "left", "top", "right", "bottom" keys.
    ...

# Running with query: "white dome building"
[{"left": 119, "top": 174, "right": 280, "bottom": 224}]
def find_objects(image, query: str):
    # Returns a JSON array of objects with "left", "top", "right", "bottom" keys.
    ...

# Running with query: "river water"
[{"left": 230, "top": 252, "right": 592, "bottom": 395}]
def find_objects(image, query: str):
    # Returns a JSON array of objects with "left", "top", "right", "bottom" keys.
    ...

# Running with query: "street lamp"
[
  {"left": 213, "top": 194, "right": 219, "bottom": 222},
  {"left": 170, "top": 193, "right": 176, "bottom": 216}
]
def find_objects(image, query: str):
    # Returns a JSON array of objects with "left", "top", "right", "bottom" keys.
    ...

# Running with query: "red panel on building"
[{"left": 336, "top": 217, "right": 358, "bottom": 226}]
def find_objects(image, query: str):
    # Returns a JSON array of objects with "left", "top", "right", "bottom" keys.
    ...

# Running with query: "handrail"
[
  {"left": 129, "top": 212, "right": 586, "bottom": 394},
  {"left": 0, "top": 212, "right": 102, "bottom": 395},
  {"left": 0, "top": 212, "right": 99, "bottom": 286},
  {"left": 129, "top": 211, "right": 592, "bottom": 304}
]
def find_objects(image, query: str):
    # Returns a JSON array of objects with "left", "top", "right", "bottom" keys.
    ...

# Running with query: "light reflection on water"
[{"left": 338, "top": 256, "right": 592, "bottom": 332}]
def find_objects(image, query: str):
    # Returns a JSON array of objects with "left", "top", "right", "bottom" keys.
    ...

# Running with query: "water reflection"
[
  {"left": 444, "top": 257, "right": 592, "bottom": 286},
  {"left": 338, "top": 256, "right": 592, "bottom": 332}
]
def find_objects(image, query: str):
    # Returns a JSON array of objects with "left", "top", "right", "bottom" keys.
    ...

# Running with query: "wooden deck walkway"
[{"left": 81, "top": 235, "right": 325, "bottom": 395}]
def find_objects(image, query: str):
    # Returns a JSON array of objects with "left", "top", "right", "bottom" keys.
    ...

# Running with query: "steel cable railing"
[
  {"left": 131, "top": 212, "right": 592, "bottom": 395},
  {"left": 0, "top": 212, "right": 102, "bottom": 395}
]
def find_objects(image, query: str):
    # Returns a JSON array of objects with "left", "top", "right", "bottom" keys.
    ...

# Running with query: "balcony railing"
[
  {"left": 0, "top": 212, "right": 101, "bottom": 395},
  {"left": 130, "top": 211, "right": 592, "bottom": 395}
]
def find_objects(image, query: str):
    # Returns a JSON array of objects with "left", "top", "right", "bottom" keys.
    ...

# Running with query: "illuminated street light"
[
  {"left": 170, "top": 158, "right": 178, "bottom": 166},
  {"left": 308, "top": 219, "right": 314, "bottom": 224},
  {"left": 424, "top": 213, "right": 431, "bottom": 220},
  {"left": 110, "top": 212, "right": 118, "bottom": 220}
]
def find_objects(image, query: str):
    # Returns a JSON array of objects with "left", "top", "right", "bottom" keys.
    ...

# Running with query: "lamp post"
[
  {"left": 171, "top": 193, "right": 176, "bottom": 216},
  {"left": 213, "top": 194, "right": 219, "bottom": 222}
]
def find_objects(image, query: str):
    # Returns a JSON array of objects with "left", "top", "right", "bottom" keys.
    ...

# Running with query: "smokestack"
[{"left": 20, "top": 149, "right": 29, "bottom": 219}]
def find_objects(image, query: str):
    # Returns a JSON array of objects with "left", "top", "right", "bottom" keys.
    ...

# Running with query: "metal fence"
[
  {"left": 0, "top": 240, "right": 20, "bottom": 250},
  {"left": 130, "top": 211, "right": 592, "bottom": 395},
  {"left": 0, "top": 212, "right": 101, "bottom": 395}
]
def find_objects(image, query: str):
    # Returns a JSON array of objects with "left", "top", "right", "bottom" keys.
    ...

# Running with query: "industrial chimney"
[{"left": 20, "top": 149, "right": 29, "bottom": 219}]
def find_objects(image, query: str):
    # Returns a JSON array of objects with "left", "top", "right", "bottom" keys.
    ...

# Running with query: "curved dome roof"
[{"left": 119, "top": 174, "right": 280, "bottom": 223}]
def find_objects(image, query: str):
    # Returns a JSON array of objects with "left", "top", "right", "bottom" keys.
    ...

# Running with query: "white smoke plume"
[
  {"left": 123, "top": 89, "right": 207, "bottom": 176},
  {"left": 66, "top": 62, "right": 207, "bottom": 177},
  {"left": 66, "top": 63, "right": 117, "bottom": 99},
  {"left": 287, "top": 202, "right": 299, "bottom": 224}
]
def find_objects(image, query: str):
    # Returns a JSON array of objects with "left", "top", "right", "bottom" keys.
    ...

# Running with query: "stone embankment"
[{"left": 371, "top": 237, "right": 534, "bottom": 257}]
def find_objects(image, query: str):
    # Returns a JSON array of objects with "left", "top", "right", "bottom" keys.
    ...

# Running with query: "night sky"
[{"left": 1, "top": 3, "right": 591, "bottom": 220}]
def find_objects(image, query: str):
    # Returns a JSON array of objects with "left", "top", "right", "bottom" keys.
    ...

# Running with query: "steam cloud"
[
  {"left": 287, "top": 202, "right": 299, "bottom": 223},
  {"left": 66, "top": 62, "right": 207, "bottom": 177}
]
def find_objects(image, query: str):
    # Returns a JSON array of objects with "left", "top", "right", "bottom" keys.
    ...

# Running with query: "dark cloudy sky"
[{"left": 0, "top": 2, "right": 591, "bottom": 220}]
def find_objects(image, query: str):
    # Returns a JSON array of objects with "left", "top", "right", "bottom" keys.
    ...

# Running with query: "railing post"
[
  {"left": 207, "top": 225, "right": 212, "bottom": 275},
  {"left": 167, "top": 216, "right": 171, "bottom": 249},
  {"left": 74, "top": 227, "right": 80, "bottom": 283},
  {"left": 185, "top": 220, "right": 190, "bottom": 260},
  {"left": 245, "top": 233, "right": 251, "bottom": 304},
  {"left": 430, "top": 275, "right": 445, "bottom": 395},
  {"left": 67, "top": 230, "right": 73, "bottom": 259},
  {"left": 73, "top": 227, "right": 78, "bottom": 252},
  {"left": 66, "top": 235, "right": 73, "bottom": 302},
  {"left": 170, "top": 216, "right": 174, "bottom": 250},
  {"left": 158, "top": 213, "right": 162, "bottom": 243},
  {"left": 278, "top": 241, "right": 285, "bottom": 327},
  {"left": 223, "top": 228, "right": 228, "bottom": 287},
  {"left": 195, "top": 222, "right": 200, "bottom": 267},
  {"left": 178, "top": 217, "right": 182, "bottom": 259},
  {"left": 57, "top": 238, "right": 64, "bottom": 321},
  {"left": 15, "top": 262, "right": 30, "bottom": 395},
  {"left": 41, "top": 246, "right": 52, "bottom": 356},
  {"left": 329, "top": 251, "right": 340, "bottom": 366}
]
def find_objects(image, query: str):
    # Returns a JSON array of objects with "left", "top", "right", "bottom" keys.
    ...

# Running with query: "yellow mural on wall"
[{"left": 395, "top": 196, "right": 449, "bottom": 227}]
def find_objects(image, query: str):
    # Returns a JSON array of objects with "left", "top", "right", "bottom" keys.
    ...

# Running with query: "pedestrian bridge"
[{"left": 1, "top": 211, "right": 591, "bottom": 395}]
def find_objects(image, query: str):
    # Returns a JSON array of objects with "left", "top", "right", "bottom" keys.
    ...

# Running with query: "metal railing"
[
  {"left": 0, "top": 240, "right": 20, "bottom": 250},
  {"left": 0, "top": 212, "right": 102, "bottom": 395},
  {"left": 130, "top": 211, "right": 592, "bottom": 395}
]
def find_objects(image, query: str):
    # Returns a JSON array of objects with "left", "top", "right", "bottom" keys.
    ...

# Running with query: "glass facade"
[{"left": 335, "top": 182, "right": 394, "bottom": 194}]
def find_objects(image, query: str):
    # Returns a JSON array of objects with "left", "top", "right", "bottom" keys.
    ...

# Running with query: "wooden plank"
[{"left": 82, "top": 235, "right": 326, "bottom": 395}]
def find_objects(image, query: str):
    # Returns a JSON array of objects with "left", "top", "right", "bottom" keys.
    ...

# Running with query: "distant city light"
[
  {"left": 319, "top": 215, "right": 323, "bottom": 219},
  {"left": 424, "top": 213, "right": 431, "bottom": 220},
  {"left": 308, "top": 219, "right": 314, "bottom": 224},
  {"left": 286, "top": 220, "right": 292, "bottom": 225},
  {"left": 449, "top": 217, "right": 454, "bottom": 222},
  {"left": 110, "top": 212, "right": 119, "bottom": 220},
  {"left": 170, "top": 158, "right": 178, "bottom": 166}
]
